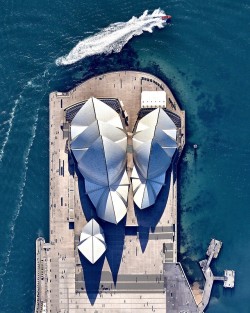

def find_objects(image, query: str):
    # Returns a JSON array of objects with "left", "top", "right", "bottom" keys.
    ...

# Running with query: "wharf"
[
  {"left": 198, "top": 239, "right": 235, "bottom": 312},
  {"left": 35, "top": 238, "right": 49, "bottom": 313},
  {"left": 34, "top": 71, "right": 190, "bottom": 313}
]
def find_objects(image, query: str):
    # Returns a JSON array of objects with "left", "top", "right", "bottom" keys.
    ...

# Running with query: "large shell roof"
[
  {"left": 132, "top": 108, "right": 177, "bottom": 209},
  {"left": 78, "top": 219, "right": 106, "bottom": 264},
  {"left": 71, "top": 97, "right": 129, "bottom": 224}
]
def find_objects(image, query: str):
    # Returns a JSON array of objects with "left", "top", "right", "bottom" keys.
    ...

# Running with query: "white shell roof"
[
  {"left": 132, "top": 108, "right": 177, "bottom": 209},
  {"left": 71, "top": 97, "right": 129, "bottom": 224},
  {"left": 78, "top": 219, "right": 106, "bottom": 264},
  {"left": 71, "top": 97, "right": 123, "bottom": 139}
]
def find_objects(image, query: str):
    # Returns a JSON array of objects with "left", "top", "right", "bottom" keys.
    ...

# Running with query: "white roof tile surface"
[
  {"left": 132, "top": 108, "right": 177, "bottom": 209},
  {"left": 71, "top": 98, "right": 129, "bottom": 224}
]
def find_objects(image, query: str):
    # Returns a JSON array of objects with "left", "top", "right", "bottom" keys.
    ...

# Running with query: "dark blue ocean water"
[{"left": 0, "top": 0, "right": 249, "bottom": 312}]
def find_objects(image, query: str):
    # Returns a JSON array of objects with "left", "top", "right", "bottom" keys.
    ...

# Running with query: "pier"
[
  {"left": 35, "top": 238, "right": 50, "bottom": 313},
  {"left": 198, "top": 239, "right": 235, "bottom": 312}
]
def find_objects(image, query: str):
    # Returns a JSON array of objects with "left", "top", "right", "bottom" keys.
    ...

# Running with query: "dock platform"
[{"left": 198, "top": 239, "right": 235, "bottom": 312}]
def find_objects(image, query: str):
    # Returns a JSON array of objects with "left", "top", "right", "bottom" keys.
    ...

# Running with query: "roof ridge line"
[
  {"left": 109, "top": 191, "right": 118, "bottom": 224},
  {"left": 141, "top": 109, "right": 159, "bottom": 207}
]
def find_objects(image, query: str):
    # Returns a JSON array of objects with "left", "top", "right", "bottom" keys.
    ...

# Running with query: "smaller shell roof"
[
  {"left": 78, "top": 219, "right": 106, "bottom": 264},
  {"left": 85, "top": 171, "right": 129, "bottom": 224},
  {"left": 132, "top": 167, "right": 165, "bottom": 209}
]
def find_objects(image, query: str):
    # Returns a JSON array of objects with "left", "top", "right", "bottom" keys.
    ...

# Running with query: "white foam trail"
[
  {"left": 0, "top": 96, "right": 21, "bottom": 162},
  {"left": 56, "top": 8, "right": 167, "bottom": 66},
  {"left": 0, "top": 67, "right": 51, "bottom": 163},
  {"left": 0, "top": 66, "right": 52, "bottom": 288},
  {"left": 0, "top": 110, "right": 38, "bottom": 295}
]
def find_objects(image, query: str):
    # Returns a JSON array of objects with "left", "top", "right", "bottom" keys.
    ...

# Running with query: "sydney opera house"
[
  {"left": 68, "top": 93, "right": 178, "bottom": 263},
  {"left": 35, "top": 71, "right": 191, "bottom": 313}
]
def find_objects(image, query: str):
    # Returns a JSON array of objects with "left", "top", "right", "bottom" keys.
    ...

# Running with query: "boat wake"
[
  {"left": 0, "top": 97, "right": 20, "bottom": 162},
  {"left": 0, "top": 67, "right": 51, "bottom": 164},
  {"left": 0, "top": 110, "right": 38, "bottom": 296},
  {"left": 0, "top": 65, "right": 52, "bottom": 296},
  {"left": 56, "top": 9, "right": 167, "bottom": 66}
]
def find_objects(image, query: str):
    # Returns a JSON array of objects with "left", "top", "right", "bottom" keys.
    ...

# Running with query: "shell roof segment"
[
  {"left": 132, "top": 108, "right": 177, "bottom": 209},
  {"left": 71, "top": 97, "right": 129, "bottom": 224},
  {"left": 78, "top": 219, "right": 106, "bottom": 264},
  {"left": 71, "top": 97, "right": 124, "bottom": 139}
]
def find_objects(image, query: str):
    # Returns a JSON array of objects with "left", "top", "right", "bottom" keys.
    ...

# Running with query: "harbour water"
[{"left": 0, "top": 0, "right": 249, "bottom": 312}]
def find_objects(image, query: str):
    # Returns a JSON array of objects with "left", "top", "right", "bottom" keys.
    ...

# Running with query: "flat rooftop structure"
[
  {"left": 141, "top": 91, "right": 166, "bottom": 108},
  {"left": 164, "top": 263, "right": 199, "bottom": 313},
  {"left": 224, "top": 270, "right": 235, "bottom": 288},
  {"left": 206, "top": 239, "right": 222, "bottom": 258},
  {"left": 35, "top": 71, "right": 187, "bottom": 313}
]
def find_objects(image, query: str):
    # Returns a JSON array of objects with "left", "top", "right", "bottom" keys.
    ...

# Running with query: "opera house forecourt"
[{"left": 35, "top": 71, "right": 234, "bottom": 313}]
